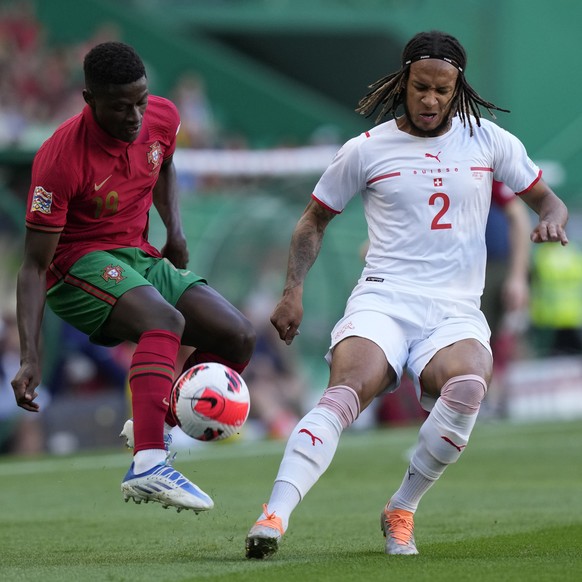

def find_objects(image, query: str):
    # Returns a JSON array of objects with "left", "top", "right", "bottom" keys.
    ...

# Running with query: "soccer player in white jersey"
[{"left": 245, "top": 30, "right": 568, "bottom": 559}]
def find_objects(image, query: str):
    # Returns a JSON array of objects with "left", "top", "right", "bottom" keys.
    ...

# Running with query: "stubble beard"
[{"left": 403, "top": 102, "right": 453, "bottom": 138}]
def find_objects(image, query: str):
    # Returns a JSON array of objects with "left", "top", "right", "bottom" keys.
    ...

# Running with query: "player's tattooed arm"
[
  {"left": 284, "top": 200, "right": 336, "bottom": 292},
  {"left": 271, "top": 200, "right": 335, "bottom": 345}
]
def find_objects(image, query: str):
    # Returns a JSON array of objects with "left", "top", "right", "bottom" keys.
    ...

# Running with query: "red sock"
[
  {"left": 129, "top": 330, "right": 180, "bottom": 453},
  {"left": 182, "top": 350, "right": 249, "bottom": 375}
]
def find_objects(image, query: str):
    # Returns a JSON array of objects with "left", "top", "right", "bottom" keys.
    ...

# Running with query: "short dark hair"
[
  {"left": 356, "top": 30, "right": 508, "bottom": 135},
  {"left": 84, "top": 41, "right": 146, "bottom": 92}
]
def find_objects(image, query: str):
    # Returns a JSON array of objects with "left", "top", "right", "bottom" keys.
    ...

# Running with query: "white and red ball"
[{"left": 170, "top": 362, "right": 250, "bottom": 441}]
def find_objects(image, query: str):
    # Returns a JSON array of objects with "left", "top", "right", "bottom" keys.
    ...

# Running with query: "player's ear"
[{"left": 83, "top": 89, "right": 94, "bottom": 108}]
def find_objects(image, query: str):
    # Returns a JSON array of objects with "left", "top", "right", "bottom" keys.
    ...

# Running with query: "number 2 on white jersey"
[{"left": 429, "top": 192, "right": 452, "bottom": 230}]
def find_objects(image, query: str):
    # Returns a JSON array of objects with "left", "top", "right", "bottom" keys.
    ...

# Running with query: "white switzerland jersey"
[{"left": 312, "top": 116, "right": 540, "bottom": 306}]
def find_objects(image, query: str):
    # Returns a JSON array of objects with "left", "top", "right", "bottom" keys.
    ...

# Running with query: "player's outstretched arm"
[
  {"left": 271, "top": 200, "right": 336, "bottom": 345},
  {"left": 11, "top": 230, "right": 60, "bottom": 412}
]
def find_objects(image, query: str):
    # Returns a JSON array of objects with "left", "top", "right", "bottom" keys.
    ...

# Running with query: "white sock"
[
  {"left": 259, "top": 407, "right": 343, "bottom": 528},
  {"left": 133, "top": 449, "right": 166, "bottom": 474},
  {"left": 259, "top": 481, "right": 301, "bottom": 531},
  {"left": 389, "top": 463, "right": 437, "bottom": 513},
  {"left": 390, "top": 398, "right": 479, "bottom": 513},
  {"left": 412, "top": 398, "right": 478, "bottom": 479},
  {"left": 276, "top": 406, "right": 343, "bottom": 496}
]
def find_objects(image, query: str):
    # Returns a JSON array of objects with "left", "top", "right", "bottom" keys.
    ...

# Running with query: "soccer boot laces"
[
  {"left": 245, "top": 504, "right": 285, "bottom": 559},
  {"left": 380, "top": 504, "right": 419, "bottom": 555}
]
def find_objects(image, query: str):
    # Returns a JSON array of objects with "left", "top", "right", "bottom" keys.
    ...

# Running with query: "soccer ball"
[{"left": 170, "top": 362, "right": 250, "bottom": 442}]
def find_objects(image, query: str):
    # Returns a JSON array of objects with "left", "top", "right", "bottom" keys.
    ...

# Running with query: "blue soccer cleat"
[{"left": 121, "top": 461, "right": 214, "bottom": 513}]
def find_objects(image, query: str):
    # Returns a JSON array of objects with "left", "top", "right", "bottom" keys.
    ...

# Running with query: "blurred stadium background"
[{"left": 1, "top": 0, "right": 581, "bottom": 455}]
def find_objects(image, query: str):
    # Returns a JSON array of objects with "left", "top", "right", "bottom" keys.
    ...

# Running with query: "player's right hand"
[
  {"left": 270, "top": 292, "right": 303, "bottom": 345},
  {"left": 11, "top": 363, "right": 41, "bottom": 412}
]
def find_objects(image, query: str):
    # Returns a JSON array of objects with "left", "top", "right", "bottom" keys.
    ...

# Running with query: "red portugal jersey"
[{"left": 25, "top": 95, "right": 180, "bottom": 289}]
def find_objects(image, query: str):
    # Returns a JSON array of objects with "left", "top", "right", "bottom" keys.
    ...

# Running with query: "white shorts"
[{"left": 326, "top": 281, "right": 492, "bottom": 411}]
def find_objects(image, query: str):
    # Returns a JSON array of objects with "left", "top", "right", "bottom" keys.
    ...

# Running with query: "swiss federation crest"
[
  {"left": 102, "top": 264, "right": 126, "bottom": 284},
  {"left": 30, "top": 186, "right": 53, "bottom": 214},
  {"left": 147, "top": 141, "right": 163, "bottom": 171}
]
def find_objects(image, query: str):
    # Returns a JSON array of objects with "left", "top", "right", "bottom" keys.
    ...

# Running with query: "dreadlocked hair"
[
  {"left": 84, "top": 42, "right": 146, "bottom": 94},
  {"left": 356, "top": 30, "right": 509, "bottom": 135}
]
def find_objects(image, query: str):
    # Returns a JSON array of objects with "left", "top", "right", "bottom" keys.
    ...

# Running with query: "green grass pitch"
[{"left": 0, "top": 419, "right": 580, "bottom": 582}]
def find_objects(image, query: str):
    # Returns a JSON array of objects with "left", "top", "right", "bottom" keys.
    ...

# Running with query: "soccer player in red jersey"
[{"left": 11, "top": 42, "right": 255, "bottom": 512}]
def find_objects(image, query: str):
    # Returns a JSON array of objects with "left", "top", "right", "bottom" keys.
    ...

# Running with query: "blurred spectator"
[
  {"left": 172, "top": 72, "right": 218, "bottom": 149},
  {"left": 0, "top": 0, "right": 41, "bottom": 54},
  {"left": 45, "top": 320, "right": 131, "bottom": 398},
  {"left": 241, "top": 268, "right": 307, "bottom": 440},
  {"left": 242, "top": 317, "right": 306, "bottom": 439},
  {"left": 480, "top": 181, "right": 532, "bottom": 417},
  {"left": 0, "top": 312, "right": 47, "bottom": 455},
  {"left": 0, "top": 4, "right": 119, "bottom": 148},
  {"left": 529, "top": 242, "right": 582, "bottom": 356}
]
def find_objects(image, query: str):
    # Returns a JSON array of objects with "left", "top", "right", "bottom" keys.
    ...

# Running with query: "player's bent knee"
[
  {"left": 440, "top": 374, "right": 487, "bottom": 414},
  {"left": 316, "top": 385, "right": 361, "bottom": 429}
]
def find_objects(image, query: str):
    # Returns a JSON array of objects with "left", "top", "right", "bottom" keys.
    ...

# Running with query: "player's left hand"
[
  {"left": 162, "top": 236, "right": 189, "bottom": 268},
  {"left": 530, "top": 220, "right": 568, "bottom": 246}
]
